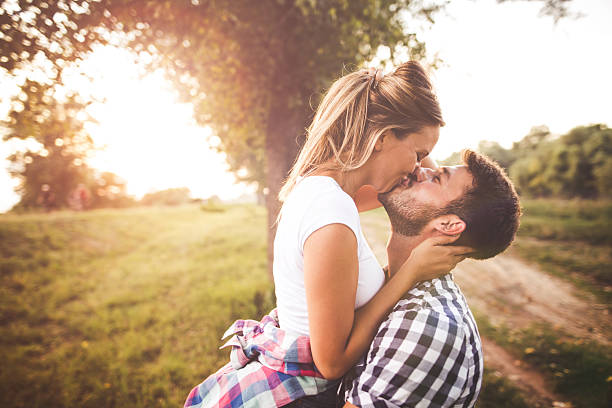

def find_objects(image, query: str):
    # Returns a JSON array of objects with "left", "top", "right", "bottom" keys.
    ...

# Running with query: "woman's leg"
[{"left": 284, "top": 383, "right": 339, "bottom": 408}]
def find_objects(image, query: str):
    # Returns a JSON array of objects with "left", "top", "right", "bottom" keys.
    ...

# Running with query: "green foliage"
[
  {"left": 140, "top": 187, "right": 192, "bottom": 206},
  {"left": 0, "top": 0, "right": 110, "bottom": 72},
  {"left": 477, "top": 140, "right": 517, "bottom": 170},
  {"left": 3, "top": 79, "right": 92, "bottom": 209},
  {"left": 441, "top": 124, "right": 612, "bottom": 198},
  {"left": 518, "top": 198, "right": 612, "bottom": 245},
  {"left": 0, "top": 204, "right": 273, "bottom": 407},
  {"left": 512, "top": 198, "right": 612, "bottom": 306},
  {"left": 2, "top": 80, "right": 133, "bottom": 211},
  {"left": 477, "top": 369, "right": 531, "bottom": 408},
  {"left": 1, "top": 0, "right": 441, "bottom": 196},
  {"left": 475, "top": 316, "right": 612, "bottom": 408},
  {"left": 101, "top": 0, "right": 440, "bottom": 194},
  {"left": 510, "top": 124, "right": 612, "bottom": 198}
]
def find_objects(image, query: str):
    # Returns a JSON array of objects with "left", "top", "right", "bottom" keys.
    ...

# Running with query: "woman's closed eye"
[{"left": 416, "top": 151, "right": 429, "bottom": 162}]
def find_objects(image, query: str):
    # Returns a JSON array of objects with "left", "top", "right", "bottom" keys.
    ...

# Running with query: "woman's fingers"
[
  {"left": 429, "top": 234, "right": 461, "bottom": 246},
  {"left": 448, "top": 246, "right": 474, "bottom": 256}
]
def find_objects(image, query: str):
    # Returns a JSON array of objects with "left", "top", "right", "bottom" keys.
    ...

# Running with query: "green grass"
[
  {"left": 0, "top": 204, "right": 274, "bottom": 407},
  {"left": 2, "top": 202, "right": 607, "bottom": 407},
  {"left": 475, "top": 312, "right": 612, "bottom": 408},
  {"left": 518, "top": 199, "right": 612, "bottom": 245},
  {"left": 476, "top": 369, "right": 531, "bottom": 408},
  {"left": 514, "top": 199, "right": 612, "bottom": 306},
  {"left": 510, "top": 239, "right": 612, "bottom": 306}
]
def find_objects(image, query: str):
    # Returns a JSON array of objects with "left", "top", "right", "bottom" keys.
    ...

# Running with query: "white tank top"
[{"left": 273, "top": 176, "right": 384, "bottom": 335}]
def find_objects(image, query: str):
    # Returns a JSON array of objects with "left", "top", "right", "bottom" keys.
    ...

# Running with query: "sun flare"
[{"left": 71, "top": 46, "right": 252, "bottom": 201}]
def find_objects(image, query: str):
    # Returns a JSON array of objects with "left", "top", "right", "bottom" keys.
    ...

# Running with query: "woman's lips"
[{"left": 385, "top": 175, "right": 412, "bottom": 194}]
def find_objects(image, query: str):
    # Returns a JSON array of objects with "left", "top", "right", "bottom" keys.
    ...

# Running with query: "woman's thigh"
[{"left": 284, "top": 384, "right": 339, "bottom": 408}]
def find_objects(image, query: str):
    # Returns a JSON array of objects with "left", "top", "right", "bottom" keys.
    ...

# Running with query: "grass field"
[
  {"left": 1, "top": 201, "right": 609, "bottom": 407},
  {"left": 513, "top": 199, "right": 612, "bottom": 306},
  {"left": 0, "top": 204, "right": 273, "bottom": 407},
  {"left": 475, "top": 315, "right": 612, "bottom": 408}
]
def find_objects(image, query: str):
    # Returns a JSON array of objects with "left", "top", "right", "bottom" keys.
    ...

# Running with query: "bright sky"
[
  {"left": 422, "top": 0, "right": 612, "bottom": 160},
  {"left": 1, "top": 0, "right": 611, "bottom": 212}
]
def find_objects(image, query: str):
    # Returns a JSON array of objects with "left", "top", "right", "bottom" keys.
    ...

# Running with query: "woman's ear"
[
  {"left": 374, "top": 130, "right": 392, "bottom": 152},
  {"left": 432, "top": 214, "right": 466, "bottom": 236},
  {"left": 374, "top": 135, "right": 384, "bottom": 152}
]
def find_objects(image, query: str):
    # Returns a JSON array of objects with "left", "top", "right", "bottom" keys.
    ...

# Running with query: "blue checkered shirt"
[{"left": 344, "top": 273, "right": 483, "bottom": 407}]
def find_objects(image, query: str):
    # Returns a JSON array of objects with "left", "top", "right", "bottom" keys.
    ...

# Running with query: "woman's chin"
[{"left": 379, "top": 182, "right": 400, "bottom": 195}]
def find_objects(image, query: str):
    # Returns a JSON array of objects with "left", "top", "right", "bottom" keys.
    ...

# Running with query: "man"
[{"left": 342, "top": 149, "right": 521, "bottom": 407}]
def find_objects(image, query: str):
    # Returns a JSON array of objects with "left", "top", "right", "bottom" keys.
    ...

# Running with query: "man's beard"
[{"left": 378, "top": 191, "right": 437, "bottom": 236}]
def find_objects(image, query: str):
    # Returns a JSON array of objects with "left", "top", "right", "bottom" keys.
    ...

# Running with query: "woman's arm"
[{"left": 303, "top": 224, "right": 469, "bottom": 379}]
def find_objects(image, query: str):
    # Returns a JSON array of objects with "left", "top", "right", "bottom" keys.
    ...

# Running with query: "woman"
[
  {"left": 274, "top": 62, "right": 469, "bottom": 404},
  {"left": 184, "top": 62, "right": 470, "bottom": 408}
]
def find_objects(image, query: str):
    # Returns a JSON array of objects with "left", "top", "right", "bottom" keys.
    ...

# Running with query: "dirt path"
[
  {"left": 480, "top": 337, "right": 565, "bottom": 407},
  {"left": 362, "top": 217, "right": 611, "bottom": 344},
  {"left": 452, "top": 254, "right": 611, "bottom": 345},
  {"left": 360, "top": 214, "right": 611, "bottom": 405}
]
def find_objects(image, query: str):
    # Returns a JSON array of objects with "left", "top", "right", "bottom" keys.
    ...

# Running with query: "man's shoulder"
[
  {"left": 392, "top": 276, "right": 471, "bottom": 326},
  {"left": 345, "top": 298, "right": 480, "bottom": 407},
  {"left": 370, "top": 277, "right": 481, "bottom": 356},
  {"left": 378, "top": 300, "right": 467, "bottom": 349},
  {"left": 344, "top": 277, "right": 484, "bottom": 407}
]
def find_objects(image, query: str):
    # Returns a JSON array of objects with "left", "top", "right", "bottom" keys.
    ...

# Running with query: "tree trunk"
[{"left": 265, "top": 101, "right": 304, "bottom": 279}]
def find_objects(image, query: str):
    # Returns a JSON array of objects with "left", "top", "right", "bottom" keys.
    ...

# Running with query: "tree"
[
  {"left": 0, "top": 0, "right": 576, "bottom": 268},
  {"left": 477, "top": 140, "right": 517, "bottom": 171},
  {"left": 96, "top": 0, "right": 447, "bottom": 270},
  {"left": 508, "top": 124, "right": 610, "bottom": 198},
  {"left": 2, "top": 78, "right": 133, "bottom": 211},
  {"left": 86, "top": 170, "right": 135, "bottom": 209},
  {"left": 440, "top": 123, "right": 611, "bottom": 198},
  {"left": 3, "top": 79, "right": 94, "bottom": 210}
]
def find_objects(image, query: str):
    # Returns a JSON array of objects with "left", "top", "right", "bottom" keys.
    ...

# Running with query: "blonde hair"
[{"left": 279, "top": 61, "right": 445, "bottom": 201}]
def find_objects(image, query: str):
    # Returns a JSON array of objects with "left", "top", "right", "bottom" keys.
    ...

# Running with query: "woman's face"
[{"left": 368, "top": 126, "right": 440, "bottom": 194}]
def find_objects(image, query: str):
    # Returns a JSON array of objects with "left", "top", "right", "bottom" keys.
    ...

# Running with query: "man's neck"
[{"left": 387, "top": 232, "right": 423, "bottom": 277}]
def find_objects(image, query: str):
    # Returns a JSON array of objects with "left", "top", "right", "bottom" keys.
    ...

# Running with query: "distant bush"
[
  {"left": 519, "top": 199, "right": 612, "bottom": 245},
  {"left": 141, "top": 187, "right": 192, "bottom": 206},
  {"left": 441, "top": 124, "right": 612, "bottom": 199}
]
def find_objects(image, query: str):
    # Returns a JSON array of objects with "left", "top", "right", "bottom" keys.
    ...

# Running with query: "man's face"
[{"left": 378, "top": 165, "right": 474, "bottom": 236}]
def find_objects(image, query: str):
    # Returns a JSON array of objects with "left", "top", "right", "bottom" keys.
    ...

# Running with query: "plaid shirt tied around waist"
[{"left": 184, "top": 309, "right": 333, "bottom": 408}]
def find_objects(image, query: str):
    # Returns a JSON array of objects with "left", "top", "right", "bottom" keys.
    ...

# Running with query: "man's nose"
[{"left": 415, "top": 167, "right": 435, "bottom": 182}]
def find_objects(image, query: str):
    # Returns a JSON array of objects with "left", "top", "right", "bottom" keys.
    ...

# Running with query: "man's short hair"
[{"left": 444, "top": 150, "right": 521, "bottom": 259}]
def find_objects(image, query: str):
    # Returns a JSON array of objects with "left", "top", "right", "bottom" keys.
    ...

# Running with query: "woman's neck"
[{"left": 312, "top": 166, "right": 369, "bottom": 198}]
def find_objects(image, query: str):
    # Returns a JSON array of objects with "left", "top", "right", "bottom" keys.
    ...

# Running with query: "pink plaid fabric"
[{"left": 184, "top": 309, "right": 334, "bottom": 408}]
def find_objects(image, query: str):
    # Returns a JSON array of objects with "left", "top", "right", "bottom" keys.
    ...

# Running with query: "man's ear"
[{"left": 432, "top": 214, "right": 466, "bottom": 236}]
